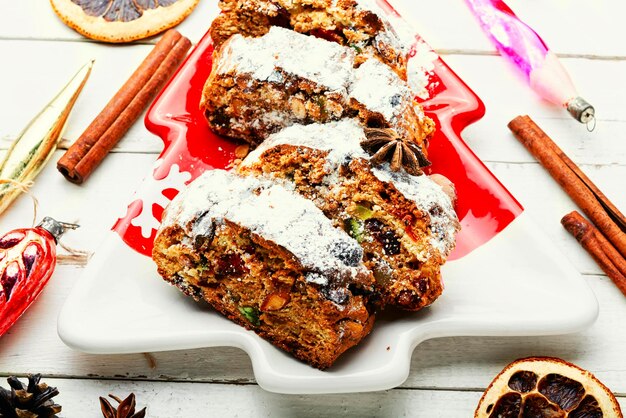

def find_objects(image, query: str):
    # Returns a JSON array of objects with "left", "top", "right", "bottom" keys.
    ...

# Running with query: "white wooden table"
[{"left": 1, "top": 1, "right": 625, "bottom": 416}]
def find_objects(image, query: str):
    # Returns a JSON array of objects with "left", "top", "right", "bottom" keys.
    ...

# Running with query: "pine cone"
[
  {"left": 100, "top": 393, "right": 146, "bottom": 418},
  {"left": 0, "top": 374, "right": 61, "bottom": 418}
]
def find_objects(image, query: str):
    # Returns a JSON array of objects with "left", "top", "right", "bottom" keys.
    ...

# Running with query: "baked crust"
[
  {"left": 201, "top": 27, "right": 434, "bottom": 149},
  {"left": 153, "top": 170, "right": 376, "bottom": 369},
  {"left": 210, "top": 0, "right": 410, "bottom": 78},
  {"left": 239, "top": 121, "right": 458, "bottom": 310}
]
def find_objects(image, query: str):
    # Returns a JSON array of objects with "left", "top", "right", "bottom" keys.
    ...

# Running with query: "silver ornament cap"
[
  {"left": 37, "top": 217, "right": 79, "bottom": 242},
  {"left": 567, "top": 96, "right": 595, "bottom": 124}
]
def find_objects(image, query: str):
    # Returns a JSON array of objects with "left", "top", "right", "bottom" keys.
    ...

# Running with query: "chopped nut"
[
  {"left": 235, "top": 144, "right": 250, "bottom": 159},
  {"left": 339, "top": 320, "right": 364, "bottom": 340},
  {"left": 290, "top": 98, "right": 307, "bottom": 119},
  {"left": 325, "top": 99, "right": 343, "bottom": 118},
  {"left": 260, "top": 292, "right": 290, "bottom": 311}
]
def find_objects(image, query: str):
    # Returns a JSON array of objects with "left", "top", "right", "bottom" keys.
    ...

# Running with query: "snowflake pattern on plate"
[
  {"left": 114, "top": 159, "right": 191, "bottom": 254},
  {"left": 131, "top": 159, "right": 192, "bottom": 238}
]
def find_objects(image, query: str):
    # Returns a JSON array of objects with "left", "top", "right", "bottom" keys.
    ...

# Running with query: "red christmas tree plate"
[
  {"left": 59, "top": 3, "right": 598, "bottom": 394},
  {"left": 112, "top": 17, "right": 520, "bottom": 259}
]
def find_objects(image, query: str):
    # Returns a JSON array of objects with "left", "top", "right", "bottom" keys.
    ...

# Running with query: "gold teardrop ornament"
[{"left": 0, "top": 60, "right": 93, "bottom": 216}]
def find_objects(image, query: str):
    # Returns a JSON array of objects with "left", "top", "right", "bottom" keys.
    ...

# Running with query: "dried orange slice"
[
  {"left": 475, "top": 357, "right": 623, "bottom": 417},
  {"left": 49, "top": 0, "right": 200, "bottom": 43}
]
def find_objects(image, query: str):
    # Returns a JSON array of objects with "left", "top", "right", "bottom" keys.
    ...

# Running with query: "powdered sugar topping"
[
  {"left": 241, "top": 119, "right": 369, "bottom": 170},
  {"left": 241, "top": 121, "right": 458, "bottom": 257},
  {"left": 350, "top": 59, "right": 422, "bottom": 121},
  {"left": 353, "top": 0, "right": 438, "bottom": 99},
  {"left": 372, "top": 165, "right": 460, "bottom": 256},
  {"left": 408, "top": 40, "right": 438, "bottom": 100},
  {"left": 216, "top": 27, "right": 355, "bottom": 93},
  {"left": 161, "top": 170, "right": 368, "bottom": 285},
  {"left": 352, "top": 0, "right": 414, "bottom": 51}
]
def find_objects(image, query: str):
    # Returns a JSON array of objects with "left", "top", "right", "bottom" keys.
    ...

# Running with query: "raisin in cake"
[
  {"left": 239, "top": 120, "right": 459, "bottom": 310},
  {"left": 201, "top": 27, "right": 434, "bottom": 148},
  {"left": 210, "top": 0, "right": 412, "bottom": 78},
  {"left": 152, "top": 169, "right": 376, "bottom": 369}
]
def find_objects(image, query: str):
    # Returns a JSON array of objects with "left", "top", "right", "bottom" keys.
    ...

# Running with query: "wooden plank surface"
[
  {"left": 0, "top": 376, "right": 620, "bottom": 417},
  {"left": 0, "top": 0, "right": 624, "bottom": 416},
  {"left": 0, "top": 156, "right": 624, "bottom": 392},
  {"left": 0, "top": 377, "right": 487, "bottom": 417},
  {"left": 2, "top": 265, "right": 626, "bottom": 391},
  {"left": 3, "top": 0, "right": 626, "bottom": 57},
  {"left": 0, "top": 378, "right": 621, "bottom": 417},
  {"left": 2, "top": 44, "right": 624, "bottom": 164}
]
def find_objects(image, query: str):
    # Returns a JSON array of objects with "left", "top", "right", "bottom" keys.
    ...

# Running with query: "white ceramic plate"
[
  {"left": 58, "top": 211, "right": 598, "bottom": 394},
  {"left": 58, "top": 3, "right": 598, "bottom": 393}
]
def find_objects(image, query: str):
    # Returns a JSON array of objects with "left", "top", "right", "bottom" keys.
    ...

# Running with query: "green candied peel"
[
  {"left": 196, "top": 262, "right": 210, "bottom": 273},
  {"left": 315, "top": 96, "right": 328, "bottom": 118},
  {"left": 353, "top": 204, "right": 374, "bottom": 220},
  {"left": 238, "top": 306, "right": 260, "bottom": 326},
  {"left": 345, "top": 205, "right": 375, "bottom": 243},
  {"left": 345, "top": 218, "right": 365, "bottom": 243},
  {"left": 350, "top": 44, "right": 363, "bottom": 53}
]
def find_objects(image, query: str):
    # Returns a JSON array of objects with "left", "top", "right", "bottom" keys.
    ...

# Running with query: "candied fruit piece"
[
  {"left": 238, "top": 306, "right": 260, "bottom": 326},
  {"left": 217, "top": 253, "right": 248, "bottom": 277},
  {"left": 365, "top": 219, "right": 400, "bottom": 255},
  {"left": 353, "top": 204, "right": 374, "bottom": 220},
  {"left": 344, "top": 218, "right": 365, "bottom": 243}
]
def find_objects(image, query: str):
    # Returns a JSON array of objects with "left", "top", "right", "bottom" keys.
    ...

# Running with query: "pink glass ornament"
[{"left": 465, "top": 0, "right": 595, "bottom": 127}]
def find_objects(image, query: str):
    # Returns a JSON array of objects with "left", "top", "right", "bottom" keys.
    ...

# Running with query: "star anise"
[
  {"left": 100, "top": 393, "right": 146, "bottom": 418},
  {"left": 361, "top": 128, "right": 430, "bottom": 175}
]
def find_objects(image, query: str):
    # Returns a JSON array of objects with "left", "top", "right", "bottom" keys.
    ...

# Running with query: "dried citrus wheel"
[
  {"left": 475, "top": 357, "right": 623, "bottom": 418},
  {"left": 49, "top": 0, "right": 200, "bottom": 43}
]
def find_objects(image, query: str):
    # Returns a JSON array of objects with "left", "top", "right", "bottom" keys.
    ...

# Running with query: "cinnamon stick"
[
  {"left": 508, "top": 115, "right": 626, "bottom": 258},
  {"left": 542, "top": 126, "right": 626, "bottom": 232},
  {"left": 57, "top": 29, "right": 191, "bottom": 184},
  {"left": 562, "top": 211, "right": 626, "bottom": 297}
]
